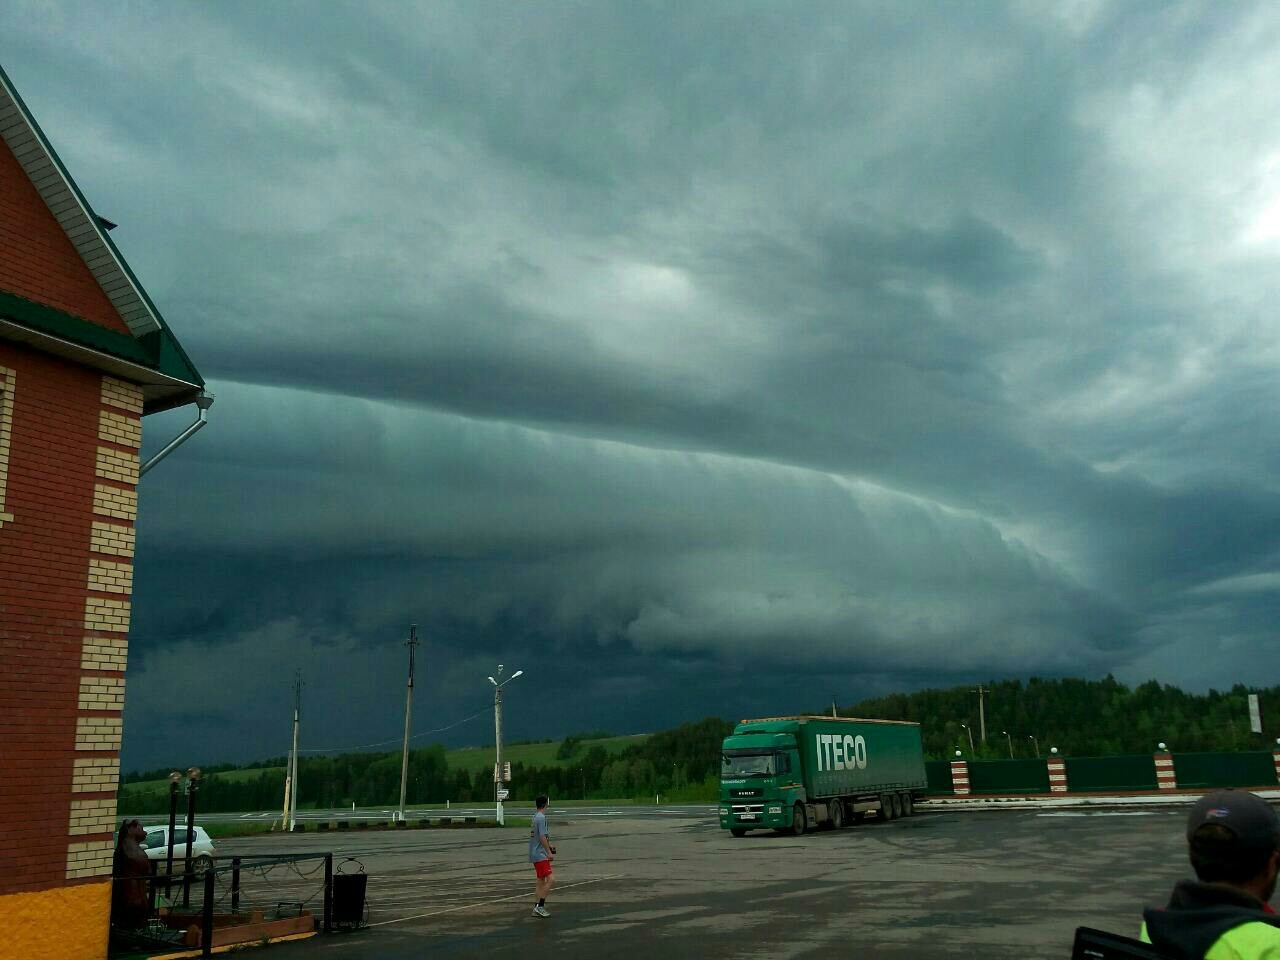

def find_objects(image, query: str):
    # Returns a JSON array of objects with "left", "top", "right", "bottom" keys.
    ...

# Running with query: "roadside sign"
[
  {"left": 497, "top": 789, "right": 509, "bottom": 800},
  {"left": 1250, "top": 693, "right": 1263, "bottom": 734}
]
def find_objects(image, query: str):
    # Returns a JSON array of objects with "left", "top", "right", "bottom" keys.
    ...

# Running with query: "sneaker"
[{"left": 532, "top": 905, "right": 550, "bottom": 918}]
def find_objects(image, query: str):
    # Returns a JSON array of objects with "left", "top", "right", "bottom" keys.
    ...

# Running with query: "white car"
[{"left": 139, "top": 825, "right": 216, "bottom": 874}]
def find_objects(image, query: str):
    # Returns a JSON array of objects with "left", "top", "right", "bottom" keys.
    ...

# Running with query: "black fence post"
[
  {"left": 201, "top": 868, "right": 215, "bottom": 958},
  {"left": 323, "top": 853, "right": 333, "bottom": 934},
  {"left": 166, "top": 773, "right": 179, "bottom": 896},
  {"left": 231, "top": 857, "right": 241, "bottom": 914},
  {"left": 183, "top": 768, "right": 200, "bottom": 908}
]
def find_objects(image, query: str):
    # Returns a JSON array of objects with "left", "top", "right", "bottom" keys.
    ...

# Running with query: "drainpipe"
[{"left": 139, "top": 392, "right": 213, "bottom": 477}]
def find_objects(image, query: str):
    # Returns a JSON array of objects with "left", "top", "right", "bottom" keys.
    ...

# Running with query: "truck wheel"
[
  {"left": 829, "top": 800, "right": 845, "bottom": 830},
  {"left": 892, "top": 793, "right": 904, "bottom": 819},
  {"left": 730, "top": 828, "right": 747, "bottom": 838},
  {"left": 902, "top": 793, "right": 914, "bottom": 817},
  {"left": 881, "top": 793, "right": 897, "bottom": 820},
  {"left": 791, "top": 802, "right": 808, "bottom": 836}
]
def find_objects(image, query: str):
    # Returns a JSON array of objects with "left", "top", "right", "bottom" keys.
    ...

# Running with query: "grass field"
[
  {"left": 445, "top": 734, "right": 648, "bottom": 774},
  {"left": 121, "top": 734, "right": 650, "bottom": 795},
  {"left": 123, "top": 764, "right": 286, "bottom": 795}
]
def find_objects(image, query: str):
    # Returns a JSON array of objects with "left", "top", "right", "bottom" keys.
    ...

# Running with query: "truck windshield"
[{"left": 721, "top": 751, "right": 776, "bottom": 778}]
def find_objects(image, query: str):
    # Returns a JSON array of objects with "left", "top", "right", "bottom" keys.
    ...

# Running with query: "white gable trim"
[{"left": 0, "top": 70, "right": 162, "bottom": 338}]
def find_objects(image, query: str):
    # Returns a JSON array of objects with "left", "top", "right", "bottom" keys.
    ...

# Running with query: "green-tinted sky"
[{"left": 4, "top": 1, "right": 1279, "bottom": 767}]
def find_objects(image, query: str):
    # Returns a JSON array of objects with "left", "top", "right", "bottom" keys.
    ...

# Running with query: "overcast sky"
[{"left": 6, "top": 2, "right": 1280, "bottom": 770}]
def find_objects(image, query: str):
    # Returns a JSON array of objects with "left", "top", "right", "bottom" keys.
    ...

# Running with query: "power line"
[{"left": 296, "top": 705, "right": 490, "bottom": 754}]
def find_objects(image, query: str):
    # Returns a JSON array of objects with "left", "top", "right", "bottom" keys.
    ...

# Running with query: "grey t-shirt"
[{"left": 528, "top": 810, "right": 549, "bottom": 863}]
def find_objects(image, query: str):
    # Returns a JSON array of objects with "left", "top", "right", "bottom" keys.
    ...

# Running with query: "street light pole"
[
  {"left": 1028, "top": 735, "right": 1039, "bottom": 758},
  {"left": 1002, "top": 730, "right": 1013, "bottom": 759},
  {"left": 488, "top": 666, "right": 524, "bottom": 826},
  {"left": 961, "top": 723, "right": 975, "bottom": 756}
]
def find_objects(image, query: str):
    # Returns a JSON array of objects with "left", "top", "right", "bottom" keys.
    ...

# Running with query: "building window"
[{"left": 0, "top": 366, "right": 13, "bottom": 526}]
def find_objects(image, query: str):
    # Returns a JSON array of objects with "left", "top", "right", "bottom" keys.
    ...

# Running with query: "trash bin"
[{"left": 331, "top": 864, "right": 367, "bottom": 930}]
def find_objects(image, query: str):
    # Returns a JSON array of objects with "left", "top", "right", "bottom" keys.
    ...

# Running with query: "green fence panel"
[
  {"left": 925, "top": 760, "right": 954, "bottom": 794},
  {"left": 1173, "top": 752, "right": 1276, "bottom": 789},
  {"left": 967, "top": 758, "right": 1050, "bottom": 794},
  {"left": 1065, "top": 755, "right": 1158, "bottom": 792}
]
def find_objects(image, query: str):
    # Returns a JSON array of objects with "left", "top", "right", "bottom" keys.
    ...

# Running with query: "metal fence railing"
[{"left": 109, "top": 852, "right": 360, "bottom": 958}]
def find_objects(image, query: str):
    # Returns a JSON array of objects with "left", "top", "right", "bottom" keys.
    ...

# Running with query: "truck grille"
[{"left": 731, "top": 803, "right": 763, "bottom": 815}]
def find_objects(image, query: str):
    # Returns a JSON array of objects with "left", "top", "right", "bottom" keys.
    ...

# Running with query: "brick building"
[{"left": 0, "top": 65, "right": 206, "bottom": 958}]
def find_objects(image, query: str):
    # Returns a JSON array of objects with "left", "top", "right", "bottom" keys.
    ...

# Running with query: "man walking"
[
  {"left": 530, "top": 794, "right": 556, "bottom": 918},
  {"left": 1141, "top": 790, "right": 1280, "bottom": 958}
]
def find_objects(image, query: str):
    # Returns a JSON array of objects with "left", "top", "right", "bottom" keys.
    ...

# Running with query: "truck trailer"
[{"left": 719, "top": 716, "right": 927, "bottom": 836}]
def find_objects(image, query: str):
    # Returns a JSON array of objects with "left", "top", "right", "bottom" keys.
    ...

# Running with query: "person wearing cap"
[{"left": 1141, "top": 790, "right": 1280, "bottom": 958}]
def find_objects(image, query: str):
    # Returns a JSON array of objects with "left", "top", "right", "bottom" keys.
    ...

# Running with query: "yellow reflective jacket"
[{"left": 1142, "top": 881, "right": 1280, "bottom": 959}]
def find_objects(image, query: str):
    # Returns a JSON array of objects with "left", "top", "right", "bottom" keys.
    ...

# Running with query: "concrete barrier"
[{"left": 950, "top": 759, "right": 970, "bottom": 796}]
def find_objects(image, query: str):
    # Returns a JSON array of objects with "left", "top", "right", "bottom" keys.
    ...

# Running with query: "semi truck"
[{"left": 719, "top": 716, "right": 927, "bottom": 836}]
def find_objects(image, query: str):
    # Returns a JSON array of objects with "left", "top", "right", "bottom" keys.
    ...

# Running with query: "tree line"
[
  {"left": 849, "top": 676, "right": 1280, "bottom": 759},
  {"left": 117, "top": 678, "right": 1280, "bottom": 814}
]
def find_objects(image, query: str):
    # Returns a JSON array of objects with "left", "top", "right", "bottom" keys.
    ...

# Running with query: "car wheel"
[
  {"left": 829, "top": 800, "right": 845, "bottom": 830},
  {"left": 791, "top": 802, "right": 808, "bottom": 836},
  {"left": 193, "top": 854, "right": 214, "bottom": 876},
  {"left": 730, "top": 828, "right": 747, "bottom": 838}
]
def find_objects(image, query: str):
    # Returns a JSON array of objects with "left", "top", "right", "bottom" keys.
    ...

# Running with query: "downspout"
[{"left": 139, "top": 392, "right": 214, "bottom": 477}]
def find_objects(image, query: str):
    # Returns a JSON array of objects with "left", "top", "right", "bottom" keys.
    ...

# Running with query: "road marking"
[
  {"left": 1036, "top": 811, "right": 1160, "bottom": 818},
  {"left": 366, "top": 874, "right": 626, "bottom": 927}
]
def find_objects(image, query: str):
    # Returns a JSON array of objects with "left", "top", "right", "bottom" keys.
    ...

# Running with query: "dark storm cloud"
[{"left": 4, "top": 1, "right": 1280, "bottom": 765}]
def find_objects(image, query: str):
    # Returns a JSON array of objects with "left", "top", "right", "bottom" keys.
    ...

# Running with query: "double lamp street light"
[{"left": 488, "top": 666, "right": 523, "bottom": 825}]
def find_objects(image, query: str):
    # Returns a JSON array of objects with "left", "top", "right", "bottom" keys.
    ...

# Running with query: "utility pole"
[
  {"left": 487, "top": 665, "right": 522, "bottom": 826},
  {"left": 973, "top": 683, "right": 988, "bottom": 744},
  {"left": 494, "top": 678, "right": 504, "bottom": 826},
  {"left": 287, "top": 670, "right": 302, "bottom": 832},
  {"left": 397, "top": 624, "right": 419, "bottom": 823},
  {"left": 832, "top": 695, "right": 838, "bottom": 718}
]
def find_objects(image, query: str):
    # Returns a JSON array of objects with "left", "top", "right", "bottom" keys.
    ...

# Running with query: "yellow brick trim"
[
  {"left": 0, "top": 366, "right": 12, "bottom": 528},
  {"left": 78, "top": 675, "right": 125, "bottom": 711},
  {"left": 0, "top": 882, "right": 111, "bottom": 959},
  {"left": 101, "top": 375, "right": 144, "bottom": 414},
  {"left": 87, "top": 558, "right": 133, "bottom": 594},
  {"left": 72, "top": 756, "right": 121, "bottom": 793},
  {"left": 81, "top": 635, "right": 128, "bottom": 672},
  {"left": 65, "top": 839, "right": 114, "bottom": 879},
  {"left": 93, "top": 484, "right": 137, "bottom": 521},
  {"left": 94, "top": 445, "right": 139, "bottom": 485},
  {"left": 98, "top": 409, "right": 141, "bottom": 448},
  {"left": 84, "top": 596, "right": 131, "bottom": 634},
  {"left": 90, "top": 520, "right": 136, "bottom": 558},
  {"left": 76, "top": 716, "right": 122, "bottom": 751},
  {"left": 69, "top": 797, "right": 118, "bottom": 837}
]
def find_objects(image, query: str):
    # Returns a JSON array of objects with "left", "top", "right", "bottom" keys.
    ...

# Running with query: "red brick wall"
[
  {"left": 0, "top": 342, "right": 114, "bottom": 894},
  {"left": 0, "top": 138, "right": 131, "bottom": 335}
]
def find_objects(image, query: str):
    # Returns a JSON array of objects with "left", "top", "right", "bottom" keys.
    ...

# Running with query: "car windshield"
[{"left": 722, "top": 751, "right": 776, "bottom": 778}]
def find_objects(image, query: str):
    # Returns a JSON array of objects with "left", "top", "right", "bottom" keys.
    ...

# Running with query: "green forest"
[{"left": 116, "top": 677, "right": 1280, "bottom": 814}]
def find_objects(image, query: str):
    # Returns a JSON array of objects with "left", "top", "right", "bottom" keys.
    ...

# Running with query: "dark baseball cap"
[{"left": 1187, "top": 790, "right": 1280, "bottom": 850}]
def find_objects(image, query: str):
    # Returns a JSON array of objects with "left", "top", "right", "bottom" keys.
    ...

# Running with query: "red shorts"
[{"left": 534, "top": 859, "right": 553, "bottom": 879}]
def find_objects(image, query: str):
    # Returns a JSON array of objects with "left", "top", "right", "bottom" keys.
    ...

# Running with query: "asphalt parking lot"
[{"left": 215, "top": 804, "right": 1196, "bottom": 958}]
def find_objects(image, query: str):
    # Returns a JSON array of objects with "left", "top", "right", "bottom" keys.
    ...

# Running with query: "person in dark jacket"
[
  {"left": 111, "top": 818, "right": 152, "bottom": 930},
  {"left": 1141, "top": 790, "right": 1280, "bottom": 959}
]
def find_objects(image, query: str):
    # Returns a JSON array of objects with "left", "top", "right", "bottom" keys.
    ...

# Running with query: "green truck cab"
[{"left": 719, "top": 716, "right": 927, "bottom": 836}]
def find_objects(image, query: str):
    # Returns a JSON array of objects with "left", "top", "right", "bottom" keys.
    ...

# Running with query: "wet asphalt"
[{"left": 213, "top": 804, "right": 1199, "bottom": 958}]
